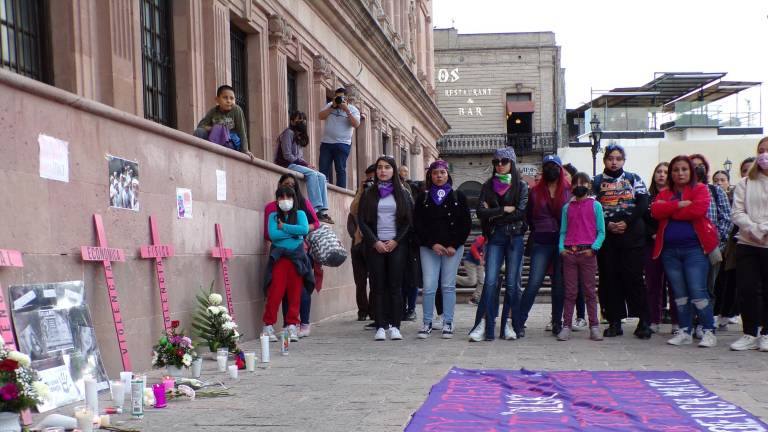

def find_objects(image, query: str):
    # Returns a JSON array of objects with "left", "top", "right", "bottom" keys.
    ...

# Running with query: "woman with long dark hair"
[
  {"left": 651, "top": 155, "right": 719, "bottom": 347},
  {"left": 519, "top": 154, "right": 570, "bottom": 336},
  {"left": 469, "top": 147, "right": 528, "bottom": 341},
  {"left": 358, "top": 156, "right": 414, "bottom": 341}
]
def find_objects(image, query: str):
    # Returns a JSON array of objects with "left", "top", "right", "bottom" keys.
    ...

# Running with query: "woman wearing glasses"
[{"left": 469, "top": 147, "right": 529, "bottom": 341}]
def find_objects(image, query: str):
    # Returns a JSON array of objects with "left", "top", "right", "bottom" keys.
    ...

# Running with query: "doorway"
[{"left": 507, "top": 112, "right": 532, "bottom": 135}]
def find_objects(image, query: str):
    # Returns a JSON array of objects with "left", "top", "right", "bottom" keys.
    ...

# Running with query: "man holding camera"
[{"left": 318, "top": 87, "right": 361, "bottom": 188}]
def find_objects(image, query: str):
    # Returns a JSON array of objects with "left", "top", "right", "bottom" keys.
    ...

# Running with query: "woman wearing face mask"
[
  {"left": 729, "top": 137, "right": 768, "bottom": 351},
  {"left": 262, "top": 187, "right": 313, "bottom": 342},
  {"left": 557, "top": 172, "right": 605, "bottom": 341},
  {"left": 413, "top": 160, "right": 472, "bottom": 339},
  {"left": 651, "top": 155, "right": 719, "bottom": 347},
  {"left": 519, "top": 154, "right": 570, "bottom": 337},
  {"left": 644, "top": 163, "right": 678, "bottom": 334},
  {"left": 358, "top": 156, "right": 414, "bottom": 341},
  {"left": 470, "top": 147, "right": 529, "bottom": 342},
  {"left": 275, "top": 111, "right": 333, "bottom": 224},
  {"left": 263, "top": 173, "right": 321, "bottom": 340},
  {"left": 593, "top": 144, "right": 653, "bottom": 339}
]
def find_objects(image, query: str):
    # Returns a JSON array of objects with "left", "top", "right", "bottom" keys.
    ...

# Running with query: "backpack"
[{"left": 306, "top": 225, "right": 348, "bottom": 267}]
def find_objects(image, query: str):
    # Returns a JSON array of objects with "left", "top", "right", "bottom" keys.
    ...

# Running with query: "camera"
[{"left": 334, "top": 95, "right": 346, "bottom": 106}]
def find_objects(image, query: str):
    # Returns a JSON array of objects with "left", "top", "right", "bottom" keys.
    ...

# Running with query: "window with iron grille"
[
  {"left": 0, "top": 0, "right": 51, "bottom": 82},
  {"left": 230, "top": 26, "right": 248, "bottom": 123},
  {"left": 140, "top": 0, "right": 175, "bottom": 127},
  {"left": 287, "top": 67, "right": 297, "bottom": 116}
]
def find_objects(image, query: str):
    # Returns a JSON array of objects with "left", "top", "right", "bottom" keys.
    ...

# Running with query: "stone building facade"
[
  {"left": 432, "top": 28, "right": 565, "bottom": 198},
  {"left": 0, "top": 0, "right": 447, "bottom": 373}
]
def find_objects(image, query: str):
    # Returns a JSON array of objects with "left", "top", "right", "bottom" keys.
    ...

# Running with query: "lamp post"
[
  {"left": 723, "top": 158, "right": 733, "bottom": 175},
  {"left": 590, "top": 114, "right": 602, "bottom": 176}
]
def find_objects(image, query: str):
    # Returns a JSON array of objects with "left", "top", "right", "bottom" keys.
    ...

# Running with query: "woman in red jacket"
[{"left": 651, "top": 155, "right": 719, "bottom": 348}]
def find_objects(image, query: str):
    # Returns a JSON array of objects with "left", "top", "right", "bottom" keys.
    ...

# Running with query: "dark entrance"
[{"left": 507, "top": 112, "right": 532, "bottom": 135}]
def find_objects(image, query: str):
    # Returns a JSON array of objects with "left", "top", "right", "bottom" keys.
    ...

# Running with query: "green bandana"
[{"left": 495, "top": 173, "right": 512, "bottom": 184}]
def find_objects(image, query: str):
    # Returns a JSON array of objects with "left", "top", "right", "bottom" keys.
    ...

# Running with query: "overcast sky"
[{"left": 433, "top": 0, "right": 768, "bottom": 126}]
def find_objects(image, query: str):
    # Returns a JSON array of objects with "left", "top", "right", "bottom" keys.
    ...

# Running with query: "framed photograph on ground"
[
  {"left": 8, "top": 281, "right": 109, "bottom": 412},
  {"left": 107, "top": 155, "right": 140, "bottom": 211}
]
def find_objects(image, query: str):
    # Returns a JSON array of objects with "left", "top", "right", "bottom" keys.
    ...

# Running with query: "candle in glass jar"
[
  {"left": 244, "top": 352, "right": 256, "bottom": 371},
  {"left": 74, "top": 405, "right": 94, "bottom": 432},
  {"left": 110, "top": 380, "right": 125, "bottom": 407},
  {"left": 162, "top": 376, "right": 175, "bottom": 392},
  {"left": 228, "top": 364, "right": 238, "bottom": 379},
  {"left": 216, "top": 355, "right": 227, "bottom": 372},
  {"left": 152, "top": 384, "right": 167, "bottom": 408}
]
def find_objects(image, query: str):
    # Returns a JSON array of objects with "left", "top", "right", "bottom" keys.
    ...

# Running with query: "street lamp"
[
  {"left": 723, "top": 158, "right": 733, "bottom": 175},
  {"left": 590, "top": 114, "right": 602, "bottom": 176}
]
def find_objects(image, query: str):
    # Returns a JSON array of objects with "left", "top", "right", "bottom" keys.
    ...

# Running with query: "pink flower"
[
  {"left": 0, "top": 383, "right": 18, "bottom": 401},
  {"left": 181, "top": 337, "right": 192, "bottom": 347}
]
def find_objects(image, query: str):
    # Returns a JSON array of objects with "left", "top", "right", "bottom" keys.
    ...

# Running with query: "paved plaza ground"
[{"left": 37, "top": 304, "right": 768, "bottom": 431}]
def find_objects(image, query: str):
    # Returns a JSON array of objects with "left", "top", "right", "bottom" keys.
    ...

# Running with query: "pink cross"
[
  {"left": 139, "top": 216, "right": 175, "bottom": 332},
  {"left": 210, "top": 223, "right": 235, "bottom": 321},
  {"left": 0, "top": 249, "right": 23, "bottom": 350},
  {"left": 80, "top": 214, "right": 131, "bottom": 371}
]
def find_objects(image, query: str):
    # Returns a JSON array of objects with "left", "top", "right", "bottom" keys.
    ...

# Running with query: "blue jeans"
[
  {"left": 319, "top": 142, "right": 351, "bottom": 188},
  {"left": 661, "top": 246, "right": 714, "bottom": 333},
  {"left": 473, "top": 229, "right": 524, "bottom": 340},
  {"left": 288, "top": 164, "right": 329, "bottom": 213},
  {"left": 420, "top": 246, "right": 463, "bottom": 325},
  {"left": 519, "top": 242, "right": 564, "bottom": 330}
]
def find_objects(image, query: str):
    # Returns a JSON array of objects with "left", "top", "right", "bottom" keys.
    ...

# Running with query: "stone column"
[
  {"left": 49, "top": 0, "right": 97, "bottom": 99},
  {"left": 425, "top": 15, "right": 435, "bottom": 94},
  {"left": 173, "top": 0, "right": 207, "bottom": 132},
  {"left": 246, "top": 30, "right": 270, "bottom": 160},
  {"left": 370, "top": 107, "right": 383, "bottom": 157},
  {"left": 202, "top": 0, "right": 231, "bottom": 98},
  {"left": 312, "top": 55, "right": 333, "bottom": 166},
  {"left": 266, "top": 14, "right": 292, "bottom": 164}
]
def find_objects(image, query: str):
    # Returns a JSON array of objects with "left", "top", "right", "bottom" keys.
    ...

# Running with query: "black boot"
[
  {"left": 634, "top": 321, "right": 653, "bottom": 340},
  {"left": 603, "top": 321, "right": 624, "bottom": 337}
]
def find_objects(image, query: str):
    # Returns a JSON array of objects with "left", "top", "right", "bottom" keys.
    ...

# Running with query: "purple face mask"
[{"left": 378, "top": 181, "right": 394, "bottom": 198}]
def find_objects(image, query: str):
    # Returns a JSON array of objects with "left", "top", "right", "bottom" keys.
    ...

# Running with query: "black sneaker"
[
  {"left": 634, "top": 323, "right": 653, "bottom": 340},
  {"left": 442, "top": 322, "right": 454, "bottom": 339},
  {"left": 417, "top": 323, "right": 433, "bottom": 339},
  {"left": 357, "top": 312, "right": 368, "bottom": 321},
  {"left": 364, "top": 322, "right": 377, "bottom": 331},
  {"left": 404, "top": 309, "right": 417, "bottom": 321},
  {"left": 318, "top": 213, "right": 335, "bottom": 224},
  {"left": 603, "top": 322, "right": 624, "bottom": 337}
]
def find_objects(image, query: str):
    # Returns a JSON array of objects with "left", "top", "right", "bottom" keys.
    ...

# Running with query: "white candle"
[
  {"left": 99, "top": 414, "right": 111, "bottom": 427},
  {"left": 75, "top": 406, "right": 94, "bottom": 432},
  {"left": 216, "top": 355, "right": 227, "bottom": 372},
  {"left": 191, "top": 358, "right": 203, "bottom": 378},
  {"left": 110, "top": 380, "right": 125, "bottom": 407},
  {"left": 228, "top": 364, "right": 238, "bottom": 379},
  {"left": 245, "top": 352, "right": 256, "bottom": 371},
  {"left": 120, "top": 371, "right": 132, "bottom": 395},
  {"left": 260, "top": 335, "right": 270, "bottom": 363},
  {"left": 84, "top": 378, "right": 98, "bottom": 415}
]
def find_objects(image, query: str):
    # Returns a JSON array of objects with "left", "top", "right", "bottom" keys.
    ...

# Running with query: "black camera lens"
[{"left": 334, "top": 96, "right": 344, "bottom": 105}]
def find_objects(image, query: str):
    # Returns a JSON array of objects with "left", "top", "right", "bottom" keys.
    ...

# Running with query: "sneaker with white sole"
[
  {"left": 717, "top": 316, "right": 730, "bottom": 329},
  {"left": 417, "top": 323, "right": 432, "bottom": 339},
  {"left": 589, "top": 327, "right": 603, "bottom": 341},
  {"left": 573, "top": 318, "right": 588, "bottom": 332},
  {"left": 698, "top": 330, "right": 717, "bottom": 348},
  {"left": 469, "top": 319, "right": 485, "bottom": 342},
  {"left": 298, "top": 323, "right": 311, "bottom": 338},
  {"left": 670, "top": 324, "right": 680, "bottom": 335},
  {"left": 556, "top": 327, "right": 571, "bottom": 341},
  {"left": 374, "top": 327, "right": 386, "bottom": 341},
  {"left": 262, "top": 325, "right": 277, "bottom": 342},
  {"left": 728, "top": 316, "right": 740, "bottom": 324},
  {"left": 649, "top": 323, "right": 661, "bottom": 334},
  {"left": 667, "top": 330, "right": 693, "bottom": 346},
  {"left": 433, "top": 316, "right": 443, "bottom": 330},
  {"left": 758, "top": 335, "right": 768, "bottom": 352},
  {"left": 388, "top": 326, "right": 403, "bottom": 340},
  {"left": 442, "top": 323, "right": 454, "bottom": 339},
  {"left": 545, "top": 315, "right": 553, "bottom": 332},
  {"left": 694, "top": 325, "right": 704, "bottom": 340},
  {"left": 503, "top": 319, "right": 517, "bottom": 340},
  {"left": 730, "top": 334, "right": 758, "bottom": 351},
  {"left": 286, "top": 324, "right": 299, "bottom": 342}
]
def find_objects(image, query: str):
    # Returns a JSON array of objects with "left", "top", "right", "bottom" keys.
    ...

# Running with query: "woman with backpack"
[{"left": 413, "top": 160, "right": 472, "bottom": 339}]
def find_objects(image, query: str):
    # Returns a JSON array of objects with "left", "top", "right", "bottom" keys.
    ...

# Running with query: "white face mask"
[{"left": 278, "top": 199, "right": 294, "bottom": 212}]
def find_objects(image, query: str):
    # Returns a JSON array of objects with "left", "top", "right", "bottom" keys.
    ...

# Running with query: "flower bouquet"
[
  {"left": 0, "top": 343, "right": 48, "bottom": 430},
  {"left": 151, "top": 321, "right": 198, "bottom": 373},
  {"left": 192, "top": 286, "right": 242, "bottom": 355}
]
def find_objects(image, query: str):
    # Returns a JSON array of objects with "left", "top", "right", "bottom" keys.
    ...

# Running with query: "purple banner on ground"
[{"left": 406, "top": 368, "right": 768, "bottom": 432}]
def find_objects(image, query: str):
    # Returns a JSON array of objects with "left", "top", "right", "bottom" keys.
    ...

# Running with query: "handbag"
[{"left": 307, "top": 224, "right": 348, "bottom": 267}]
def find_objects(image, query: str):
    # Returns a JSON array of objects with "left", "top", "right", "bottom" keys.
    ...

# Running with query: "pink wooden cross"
[
  {"left": 80, "top": 214, "right": 131, "bottom": 371},
  {"left": 210, "top": 223, "right": 235, "bottom": 321},
  {"left": 139, "top": 216, "right": 175, "bottom": 332},
  {"left": 0, "top": 249, "right": 23, "bottom": 350}
]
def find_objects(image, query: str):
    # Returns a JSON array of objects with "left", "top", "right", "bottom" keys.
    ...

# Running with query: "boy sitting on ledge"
[{"left": 194, "top": 84, "right": 254, "bottom": 159}]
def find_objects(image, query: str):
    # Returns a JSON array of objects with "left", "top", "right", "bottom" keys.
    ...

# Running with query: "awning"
[{"left": 506, "top": 101, "right": 535, "bottom": 113}]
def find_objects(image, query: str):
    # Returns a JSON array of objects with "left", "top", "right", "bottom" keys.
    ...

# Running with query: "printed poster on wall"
[
  {"left": 107, "top": 155, "right": 140, "bottom": 211},
  {"left": 216, "top": 170, "right": 227, "bottom": 201},
  {"left": 176, "top": 188, "right": 193, "bottom": 219},
  {"left": 8, "top": 281, "right": 109, "bottom": 412},
  {"left": 38, "top": 134, "right": 69, "bottom": 183}
]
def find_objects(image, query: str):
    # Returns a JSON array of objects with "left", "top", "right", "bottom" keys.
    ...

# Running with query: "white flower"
[
  {"left": 208, "top": 293, "right": 223, "bottom": 305},
  {"left": 233, "top": 330, "right": 240, "bottom": 339},
  {"left": 222, "top": 321, "right": 237, "bottom": 331},
  {"left": 221, "top": 312, "right": 231, "bottom": 320},
  {"left": 8, "top": 351, "right": 31, "bottom": 367},
  {"left": 33, "top": 381, "right": 50, "bottom": 400},
  {"left": 182, "top": 354, "right": 192, "bottom": 367},
  {"left": 151, "top": 351, "right": 159, "bottom": 366},
  {"left": 207, "top": 306, "right": 220, "bottom": 315}
]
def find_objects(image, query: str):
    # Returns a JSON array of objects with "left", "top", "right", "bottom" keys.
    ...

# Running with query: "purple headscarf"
[{"left": 428, "top": 160, "right": 452, "bottom": 205}]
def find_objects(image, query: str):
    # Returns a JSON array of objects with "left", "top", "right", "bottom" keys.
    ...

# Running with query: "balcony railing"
[{"left": 437, "top": 132, "right": 558, "bottom": 156}]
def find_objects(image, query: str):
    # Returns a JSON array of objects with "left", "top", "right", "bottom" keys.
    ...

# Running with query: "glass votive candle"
[
  {"left": 162, "top": 376, "right": 175, "bottom": 391},
  {"left": 228, "top": 364, "right": 238, "bottom": 379},
  {"left": 191, "top": 358, "right": 203, "bottom": 378},
  {"left": 244, "top": 352, "right": 256, "bottom": 371},
  {"left": 110, "top": 380, "right": 125, "bottom": 407},
  {"left": 216, "top": 354, "right": 228, "bottom": 372},
  {"left": 152, "top": 384, "right": 167, "bottom": 408},
  {"left": 74, "top": 405, "right": 94, "bottom": 432}
]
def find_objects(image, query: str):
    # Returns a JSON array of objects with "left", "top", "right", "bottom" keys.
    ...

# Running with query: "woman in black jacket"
[
  {"left": 358, "top": 156, "right": 414, "bottom": 341},
  {"left": 413, "top": 160, "right": 472, "bottom": 339},
  {"left": 469, "top": 147, "right": 529, "bottom": 341}
]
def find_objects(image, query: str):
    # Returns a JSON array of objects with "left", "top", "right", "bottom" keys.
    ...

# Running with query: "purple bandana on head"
[
  {"left": 378, "top": 181, "right": 394, "bottom": 198},
  {"left": 492, "top": 177, "right": 511, "bottom": 196},
  {"left": 430, "top": 183, "right": 452, "bottom": 205},
  {"left": 429, "top": 159, "right": 450, "bottom": 171}
]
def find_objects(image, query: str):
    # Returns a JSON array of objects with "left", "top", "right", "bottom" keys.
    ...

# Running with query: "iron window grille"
[
  {"left": 287, "top": 67, "right": 297, "bottom": 116},
  {"left": 140, "top": 0, "right": 175, "bottom": 127},
  {"left": 230, "top": 26, "right": 248, "bottom": 123},
  {"left": 0, "top": 0, "right": 51, "bottom": 82}
]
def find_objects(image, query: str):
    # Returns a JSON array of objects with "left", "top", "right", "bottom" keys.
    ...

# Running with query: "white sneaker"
[
  {"left": 545, "top": 315, "right": 553, "bottom": 332},
  {"left": 758, "top": 335, "right": 768, "bottom": 352},
  {"left": 729, "top": 316, "right": 740, "bottom": 324},
  {"left": 698, "top": 330, "right": 717, "bottom": 348},
  {"left": 649, "top": 323, "right": 661, "bottom": 334},
  {"left": 433, "top": 316, "right": 443, "bottom": 330},
  {"left": 417, "top": 323, "right": 433, "bottom": 339},
  {"left": 299, "top": 323, "right": 311, "bottom": 338},
  {"left": 694, "top": 325, "right": 704, "bottom": 340},
  {"left": 573, "top": 318, "right": 588, "bottom": 332},
  {"left": 262, "top": 325, "right": 277, "bottom": 342},
  {"left": 729, "top": 334, "right": 758, "bottom": 351},
  {"left": 442, "top": 322, "right": 454, "bottom": 339},
  {"left": 557, "top": 327, "right": 571, "bottom": 341},
  {"left": 374, "top": 327, "right": 386, "bottom": 341},
  {"left": 503, "top": 319, "right": 517, "bottom": 340},
  {"left": 667, "top": 331, "right": 693, "bottom": 346},
  {"left": 469, "top": 319, "right": 485, "bottom": 342},
  {"left": 388, "top": 326, "right": 403, "bottom": 340},
  {"left": 287, "top": 325, "right": 299, "bottom": 342},
  {"left": 717, "top": 316, "right": 730, "bottom": 329}
]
